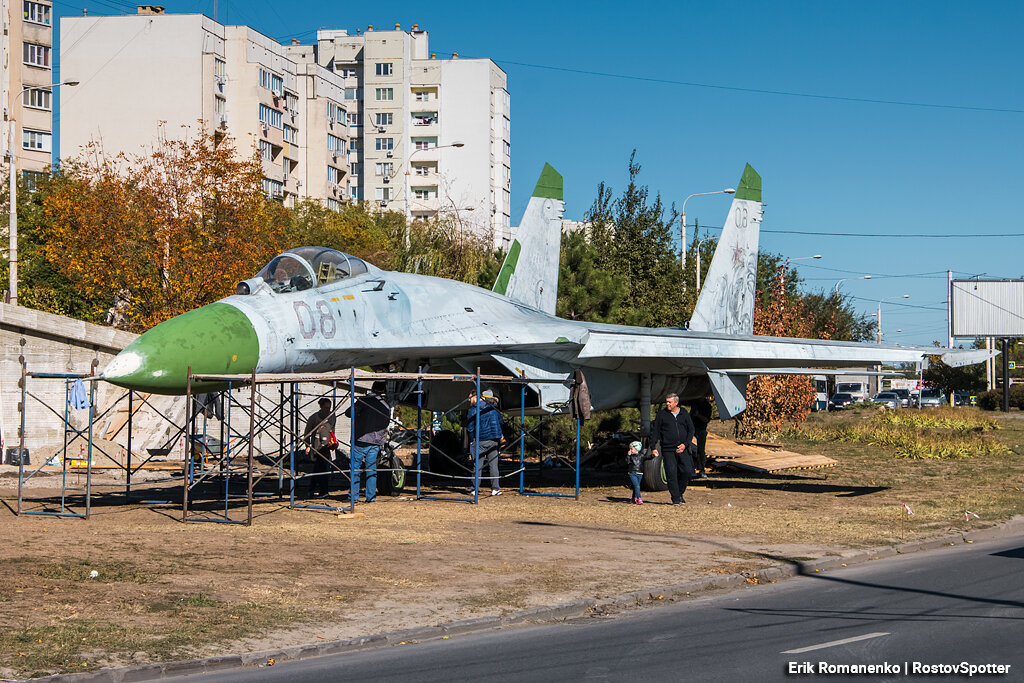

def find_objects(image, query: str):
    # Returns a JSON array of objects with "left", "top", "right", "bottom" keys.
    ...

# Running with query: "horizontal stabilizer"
[
  {"left": 941, "top": 348, "right": 999, "bottom": 368},
  {"left": 707, "top": 371, "right": 747, "bottom": 419}
]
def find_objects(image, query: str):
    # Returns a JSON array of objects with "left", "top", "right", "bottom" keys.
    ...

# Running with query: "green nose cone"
[{"left": 104, "top": 303, "right": 260, "bottom": 395}]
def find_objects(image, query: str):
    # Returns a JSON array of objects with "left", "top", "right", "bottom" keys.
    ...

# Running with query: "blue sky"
[{"left": 53, "top": 1, "right": 1024, "bottom": 346}]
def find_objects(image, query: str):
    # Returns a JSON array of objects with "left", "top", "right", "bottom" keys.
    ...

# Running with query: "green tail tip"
[
  {"left": 736, "top": 163, "right": 761, "bottom": 203},
  {"left": 532, "top": 163, "right": 563, "bottom": 201}
]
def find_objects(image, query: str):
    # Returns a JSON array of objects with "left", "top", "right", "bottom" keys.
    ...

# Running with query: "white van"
[{"left": 836, "top": 381, "right": 869, "bottom": 402}]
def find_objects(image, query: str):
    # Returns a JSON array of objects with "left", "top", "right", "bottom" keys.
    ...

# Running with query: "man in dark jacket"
[
  {"left": 348, "top": 384, "right": 391, "bottom": 503},
  {"left": 651, "top": 393, "right": 695, "bottom": 505},
  {"left": 304, "top": 398, "right": 337, "bottom": 497},
  {"left": 688, "top": 395, "right": 713, "bottom": 478}
]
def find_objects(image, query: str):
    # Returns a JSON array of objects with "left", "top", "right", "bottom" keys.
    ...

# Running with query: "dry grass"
[{"left": 1, "top": 409, "right": 1023, "bottom": 677}]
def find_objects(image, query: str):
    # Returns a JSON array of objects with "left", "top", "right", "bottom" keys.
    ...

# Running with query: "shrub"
[{"left": 977, "top": 390, "right": 1001, "bottom": 411}]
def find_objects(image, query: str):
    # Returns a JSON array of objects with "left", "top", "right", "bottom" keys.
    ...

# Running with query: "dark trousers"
[
  {"left": 309, "top": 447, "right": 333, "bottom": 496},
  {"left": 695, "top": 429, "right": 708, "bottom": 474},
  {"left": 662, "top": 445, "right": 692, "bottom": 504}
]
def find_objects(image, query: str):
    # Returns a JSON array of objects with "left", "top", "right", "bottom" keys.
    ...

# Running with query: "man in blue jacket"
[{"left": 467, "top": 389, "right": 504, "bottom": 496}]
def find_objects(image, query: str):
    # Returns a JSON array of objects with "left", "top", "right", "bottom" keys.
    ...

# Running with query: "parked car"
[
  {"left": 829, "top": 392, "right": 856, "bottom": 411},
  {"left": 952, "top": 391, "right": 977, "bottom": 407},
  {"left": 918, "top": 388, "right": 945, "bottom": 408},
  {"left": 871, "top": 391, "right": 901, "bottom": 409},
  {"left": 891, "top": 388, "right": 911, "bottom": 408}
]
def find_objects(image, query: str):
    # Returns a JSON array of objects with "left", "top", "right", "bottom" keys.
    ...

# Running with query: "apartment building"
[
  {"left": 60, "top": 7, "right": 349, "bottom": 208},
  {"left": 314, "top": 26, "right": 512, "bottom": 247},
  {"left": 2, "top": 0, "right": 55, "bottom": 182},
  {"left": 59, "top": 10, "right": 510, "bottom": 244}
]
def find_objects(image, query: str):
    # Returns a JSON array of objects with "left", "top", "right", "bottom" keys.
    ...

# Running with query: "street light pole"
[
  {"left": 877, "top": 294, "right": 910, "bottom": 344},
  {"left": 833, "top": 275, "right": 872, "bottom": 296},
  {"left": 8, "top": 80, "right": 78, "bottom": 306},
  {"left": 395, "top": 141, "right": 464, "bottom": 249},
  {"left": 680, "top": 188, "right": 734, "bottom": 276}
]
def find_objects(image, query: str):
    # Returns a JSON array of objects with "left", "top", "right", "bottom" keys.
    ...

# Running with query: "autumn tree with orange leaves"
[
  {"left": 735, "top": 263, "right": 835, "bottom": 438},
  {"left": 40, "top": 132, "right": 288, "bottom": 331}
]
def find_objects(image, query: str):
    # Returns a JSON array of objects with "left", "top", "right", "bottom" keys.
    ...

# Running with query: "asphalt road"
[{"left": 171, "top": 534, "right": 1024, "bottom": 682}]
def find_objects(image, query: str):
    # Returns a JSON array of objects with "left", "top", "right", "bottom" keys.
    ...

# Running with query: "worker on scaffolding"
[
  {"left": 348, "top": 382, "right": 391, "bottom": 504},
  {"left": 303, "top": 397, "right": 337, "bottom": 498},
  {"left": 467, "top": 389, "right": 504, "bottom": 496}
]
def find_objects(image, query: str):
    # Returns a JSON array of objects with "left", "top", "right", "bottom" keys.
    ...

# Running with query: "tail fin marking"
[
  {"left": 688, "top": 163, "right": 764, "bottom": 335},
  {"left": 493, "top": 163, "right": 564, "bottom": 314}
]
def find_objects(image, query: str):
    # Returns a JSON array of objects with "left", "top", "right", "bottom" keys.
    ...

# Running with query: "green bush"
[{"left": 977, "top": 390, "right": 1001, "bottom": 410}]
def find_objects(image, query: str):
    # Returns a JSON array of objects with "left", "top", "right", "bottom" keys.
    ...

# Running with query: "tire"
[
  {"left": 641, "top": 454, "right": 668, "bottom": 492},
  {"left": 427, "top": 430, "right": 465, "bottom": 475},
  {"left": 376, "top": 447, "right": 406, "bottom": 496}
]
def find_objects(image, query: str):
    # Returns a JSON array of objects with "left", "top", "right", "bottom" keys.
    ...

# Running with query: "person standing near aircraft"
[
  {"left": 688, "top": 396, "right": 713, "bottom": 478},
  {"left": 651, "top": 394, "right": 696, "bottom": 505},
  {"left": 467, "top": 389, "right": 504, "bottom": 496},
  {"left": 349, "top": 383, "right": 391, "bottom": 504},
  {"left": 626, "top": 440, "right": 649, "bottom": 504},
  {"left": 304, "top": 398, "right": 337, "bottom": 498}
]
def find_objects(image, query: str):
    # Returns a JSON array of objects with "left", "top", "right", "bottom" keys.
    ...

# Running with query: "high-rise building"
[
  {"left": 3, "top": 0, "right": 56, "bottom": 184},
  {"left": 59, "top": 11, "right": 509, "bottom": 244},
  {"left": 60, "top": 7, "right": 349, "bottom": 209},
  {"left": 313, "top": 26, "right": 512, "bottom": 246}
]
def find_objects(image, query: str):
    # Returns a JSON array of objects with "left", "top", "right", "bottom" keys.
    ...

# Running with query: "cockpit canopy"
[{"left": 238, "top": 247, "right": 370, "bottom": 295}]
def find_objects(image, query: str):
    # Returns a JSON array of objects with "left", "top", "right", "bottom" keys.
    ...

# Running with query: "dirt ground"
[{"left": 2, "top": 409, "right": 1023, "bottom": 679}]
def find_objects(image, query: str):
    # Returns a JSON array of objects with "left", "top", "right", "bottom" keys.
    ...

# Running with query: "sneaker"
[
  {"left": 491, "top": 489, "right": 503, "bottom": 496},
  {"left": 637, "top": 498, "right": 644, "bottom": 505}
]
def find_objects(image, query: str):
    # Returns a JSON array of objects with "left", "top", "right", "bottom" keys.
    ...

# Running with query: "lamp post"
[
  {"left": 680, "top": 188, "right": 734, "bottom": 274},
  {"left": 8, "top": 80, "right": 78, "bottom": 306},
  {"left": 877, "top": 294, "right": 909, "bottom": 344},
  {"left": 833, "top": 275, "right": 872, "bottom": 296},
  {"left": 790, "top": 254, "right": 823, "bottom": 263}
]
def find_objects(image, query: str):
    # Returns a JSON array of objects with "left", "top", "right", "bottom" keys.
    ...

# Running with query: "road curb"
[{"left": 31, "top": 516, "right": 1022, "bottom": 682}]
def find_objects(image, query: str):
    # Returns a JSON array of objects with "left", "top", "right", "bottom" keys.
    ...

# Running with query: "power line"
[
  {"left": 441, "top": 53, "right": 1024, "bottom": 115},
  {"left": 693, "top": 223, "right": 1024, "bottom": 238}
]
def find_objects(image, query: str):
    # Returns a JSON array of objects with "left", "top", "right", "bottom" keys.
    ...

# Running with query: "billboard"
[{"left": 951, "top": 280, "right": 1024, "bottom": 337}]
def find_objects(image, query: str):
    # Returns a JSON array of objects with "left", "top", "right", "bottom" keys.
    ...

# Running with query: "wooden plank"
[{"left": 706, "top": 432, "right": 836, "bottom": 473}]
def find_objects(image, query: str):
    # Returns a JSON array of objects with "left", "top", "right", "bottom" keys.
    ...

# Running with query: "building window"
[
  {"left": 350, "top": 186, "right": 361, "bottom": 200},
  {"left": 328, "top": 134, "right": 346, "bottom": 153},
  {"left": 413, "top": 90, "right": 432, "bottom": 102},
  {"left": 349, "top": 138, "right": 361, "bottom": 152},
  {"left": 263, "top": 178, "right": 284, "bottom": 198},
  {"left": 344, "top": 87, "right": 362, "bottom": 101},
  {"left": 327, "top": 197, "right": 340, "bottom": 210},
  {"left": 375, "top": 162, "right": 393, "bottom": 176},
  {"left": 413, "top": 187, "right": 436, "bottom": 200},
  {"left": 214, "top": 58, "right": 226, "bottom": 79},
  {"left": 350, "top": 162, "right": 361, "bottom": 176},
  {"left": 339, "top": 67, "right": 358, "bottom": 79},
  {"left": 414, "top": 165, "right": 430, "bottom": 176},
  {"left": 374, "top": 112, "right": 393, "bottom": 127},
  {"left": 375, "top": 88, "right": 394, "bottom": 101},
  {"left": 283, "top": 124, "right": 297, "bottom": 144},
  {"left": 348, "top": 112, "right": 361, "bottom": 126},
  {"left": 23, "top": 42, "right": 50, "bottom": 68},
  {"left": 375, "top": 62, "right": 393, "bottom": 76},
  {"left": 327, "top": 166, "right": 342, "bottom": 184},
  {"left": 24, "top": 87, "right": 51, "bottom": 111},
  {"left": 23, "top": 2, "right": 50, "bottom": 25},
  {"left": 259, "top": 140, "right": 273, "bottom": 161},
  {"left": 375, "top": 187, "right": 393, "bottom": 201},
  {"left": 259, "top": 68, "right": 283, "bottom": 95},
  {"left": 259, "top": 104, "right": 283, "bottom": 129},
  {"left": 22, "top": 128, "right": 51, "bottom": 152},
  {"left": 214, "top": 97, "right": 226, "bottom": 117},
  {"left": 375, "top": 137, "right": 394, "bottom": 151},
  {"left": 327, "top": 101, "right": 344, "bottom": 123},
  {"left": 22, "top": 170, "right": 46, "bottom": 190},
  {"left": 504, "top": 141, "right": 511, "bottom": 158},
  {"left": 413, "top": 138, "right": 436, "bottom": 151}
]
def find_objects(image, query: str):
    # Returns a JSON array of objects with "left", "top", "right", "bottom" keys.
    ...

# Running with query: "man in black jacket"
[
  {"left": 688, "top": 396, "right": 713, "bottom": 478},
  {"left": 651, "top": 393, "right": 695, "bottom": 505}
]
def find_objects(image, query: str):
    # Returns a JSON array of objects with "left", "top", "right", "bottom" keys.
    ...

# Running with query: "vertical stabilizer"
[
  {"left": 689, "top": 164, "right": 763, "bottom": 335},
  {"left": 492, "top": 164, "right": 564, "bottom": 314}
]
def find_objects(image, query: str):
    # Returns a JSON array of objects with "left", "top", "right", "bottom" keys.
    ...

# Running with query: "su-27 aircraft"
[{"left": 102, "top": 163, "right": 992, "bottom": 419}]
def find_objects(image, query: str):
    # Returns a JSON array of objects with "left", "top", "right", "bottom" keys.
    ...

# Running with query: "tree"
[
  {"left": 556, "top": 230, "right": 629, "bottom": 322},
  {"left": 736, "top": 263, "right": 820, "bottom": 437},
  {"left": 40, "top": 133, "right": 287, "bottom": 331}
]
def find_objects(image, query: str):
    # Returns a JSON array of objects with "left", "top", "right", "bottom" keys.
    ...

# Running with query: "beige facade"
[
  {"left": 2, "top": 0, "right": 55, "bottom": 180},
  {"left": 313, "top": 26, "right": 512, "bottom": 246},
  {"left": 60, "top": 9, "right": 348, "bottom": 208}
]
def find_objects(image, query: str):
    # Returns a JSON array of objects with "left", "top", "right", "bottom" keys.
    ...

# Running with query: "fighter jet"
[{"left": 103, "top": 163, "right": 989, "bottom": 418}]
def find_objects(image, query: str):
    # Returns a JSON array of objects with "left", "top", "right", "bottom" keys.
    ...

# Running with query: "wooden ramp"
[{"left": 706, "top": 433, "right": 836, "bottom": 474}]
